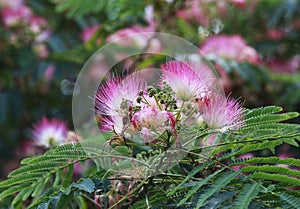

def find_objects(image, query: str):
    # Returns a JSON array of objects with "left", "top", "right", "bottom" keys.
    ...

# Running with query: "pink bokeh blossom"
[
  {"left": 32, "top": 117, "right": 68, "bottom": 148},
  {"left": 0, "top": 0, "right": 23, "bottom": 8},
  {"left": 177, "top": 0, "right": 227, "bottom": 26},
  {"left": 132, "top": 105, "right": 175, "bottom": 142},
  {"left": 33, "top": 43, "right": 50, "bottom": 58},
  {"left": 1, "top": 5, "right": 31, "bottom": 27},
  {"left": 1, "top": 1, "right": 51, "bottom": 44},
  {"left": 200, "top": 34, "right": 259, "bottom": 64},
  {"left": 230, "top": 0, "right": 247, "bottom": 7},
  {"left": 44, "top": 64, "right": 55, "bottom": 82}
]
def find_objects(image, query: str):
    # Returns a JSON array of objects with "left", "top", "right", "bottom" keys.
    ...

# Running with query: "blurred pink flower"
[
  {"left": 33, "top": 43, "right": 50, "bottom": 58},
  {"left": 44, "top": 64, "right": 55, "bottom": 81},
  {"left": 230, "top": 0, "right": 247, "bottom": 7},
  {"left": 80, "top": 24, "right": 100, "bottom": 42},
  {"left": 95, "top": 75, "right": 146, "bottom": 134},
  {"left": 132, "top": 105, "right": 175, "bottom": 142},
  {"left": 106, "top": 21, "right": 160, "bottom": 53},
  {"left": 266, "top": 56, "right": 299, "bottom": 74},
  {"left": 266, "top": 28, "right": 286, "bottom": 40},
  {"left": 1, "top": 5, "right": 31, "bottom": 27},
  {"left": 32, "top": 117, "right": 68, "bottom": 148},
  {"left": 198, "top": 93, "right": 245, "bottom": 132},
  {"left": 200, "top": 35, "right": 259, "bottom": 64},
  {"left": 177, "top": 0, "right": 208, "bottom": 26},
  {"left": 161, "top": 61, "right": 211, "bottom": 101},
  {"left": 0, "top": 0, "right": 23, "bottom": 9},
  {"left": 29, "top": 16, "right": 50, "bottom": 42},
  {"left": 177, "top": 0, "right": 228, "bottom": 26}
]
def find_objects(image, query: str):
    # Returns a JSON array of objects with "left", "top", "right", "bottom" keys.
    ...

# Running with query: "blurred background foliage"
[{"left": 0, "top": 0, "right": 299, "bottom": 178}]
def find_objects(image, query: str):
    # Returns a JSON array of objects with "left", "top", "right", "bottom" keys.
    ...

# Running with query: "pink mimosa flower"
[
  {"left": 106, "top": 20, "right": 160, "bottom": 54},
  {"left": 230, "top": 0, "right": 247, "bottom": 7},
  {"left": 200, "top": 35, "right": 259, "bottom": 64},
  {"left": 95, "top": 75, "right": 146, "bottom": 134},
  {"left": 33, "top": 43, "right": 50, "bottom": 58},
  {"left": 177, "top": 0, "right": 208, "bottom": 26},
  {"left": 32, "top": 117, "right": 68, "bottom": 148},
  {"left": 266, "top": 28, "right": 286, "bottom": 40},
  {"left": 0, "top": 0, "right": 23, "bottom": 8},
  {"left": 161, "top": 61, "right": 211, "bottom": 101},
  {"left": 1, "top": 5, "right": 32, "bottom": 27},
  {"left": 177, "top": 0, "right": 228, "bottom": 26},
  {"left": 44, "top": 64, "right": 55, "bottom": 81},
  {"left": 29, "top": 16, "right": 50, "bottom": 42},
  {"left": 198, "top": 93, "right": 245, "bottom": 132},
  {"left": 132, "top": 105, "right": 175, "bottom": 142}
]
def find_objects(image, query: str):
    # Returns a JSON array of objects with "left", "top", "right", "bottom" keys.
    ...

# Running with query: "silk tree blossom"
[
  {"left": 198, "top": 93, "right": 245, "bottom": 132},
  {"left": 0, "top": 0, "right": 23, "bottom": 8},
  {"left": 95, "top": 75, "right": 146, "bottom": 134},
  {"left": 0, "top": 1, "right": 51, "bottom": 45},
  {"left": 177, "top": 0, "right": 228, "bottom": 26},
  {"left": 161, "top": 61, "right": 211, "bottom": 102},
  {"left": 1, "top": 5, "right": 32, "bottom": 27},
  {"left": 132, "top": 105, "right": 175, "bottom": 142},
  {"left": 200, "top": 35, "right": 259, "bottom": 64},
  {"left": 29, "top": 16, "right": 50, "bottom": 43},
  {"left": 32, "top": 117, "right": 68, "bottom": 148}
]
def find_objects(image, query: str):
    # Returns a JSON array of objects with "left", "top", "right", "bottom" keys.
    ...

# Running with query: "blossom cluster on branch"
[{"left": 95, "top": 60, "right": 244, "bottom": 150}]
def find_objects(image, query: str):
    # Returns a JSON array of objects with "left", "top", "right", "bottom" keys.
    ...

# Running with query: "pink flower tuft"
[
  {"left": 0, "top": 0, "right": 23, "bottom": 8},
  {"left": 32, "top": 117, "right": 68, "bottom": 148},
  {"left": 132, "top": 106, "right": 174, "bottom": 142},
  {"left": 198, "top": 93, "right": 245, "bottom": 132},
  {"left": 177, "top": 0, "right": 228, "bottom": 26},
  {"left": 200, "top": 35, "right": 259, "bottom": 64},
  {"left": 33, "top": 43, "right": 50, "bottom": 58},
  {"left": 29, "top": 16, "right": 50, "bottom": 42},
  {"left": 44, "top": 64, "right": 55, "bottom": 81},
  {"left": 230, "top": 0, "right": 247, "bottom": 7},
  {"left": 1, "top": 5, "right": 32, "bottom": 27},
  {"left": 95, "top": 75, "right": 146, "bottom": 134},
  {"left": 161, "top": 61, "right": 212, "bottom": 101}
]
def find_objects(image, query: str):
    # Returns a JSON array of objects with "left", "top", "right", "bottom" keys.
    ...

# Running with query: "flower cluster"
[
  {"left": 32, "top": 117, "right": 68, "bottom": 148},
  {"left": 0, "top": 0, "right": 50, "bottom": 49},
  {"left": 31, "top": 117, "right": 81, "bottom": 149},
  {"left": 200, "top": 35, "right": 259, "bottom": 64},
  {"left": 95, "top": 60, "right": 245, "bottom": 148}
]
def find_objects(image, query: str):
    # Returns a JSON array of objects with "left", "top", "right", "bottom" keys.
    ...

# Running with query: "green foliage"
[
  {"left": 0, "top": 140, "right": 107, "bottom": 208},
  {"left": 1, "top": 0, "right": 300, "bottom": 207},
  {"left": 52, "top": 0, "right": 147, "bottom": 20},
  {"left": 0, "top": 101, "right": 300, "bottom": 208},
  {"left": 232, "top": 182, "right": 262, "bottom": 209}
]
